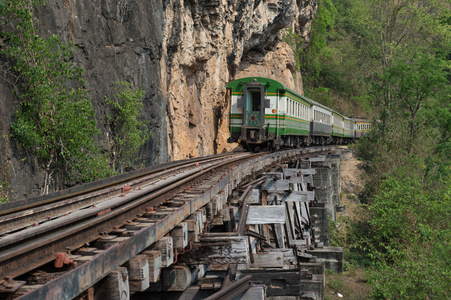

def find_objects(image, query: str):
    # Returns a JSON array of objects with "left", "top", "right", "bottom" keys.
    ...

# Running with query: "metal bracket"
[
  {"left": 0, "top": 276, "right": 26, "bottom": 294},
  {"left": 55, "top": 248, "right": 75, "bottom": 268}
]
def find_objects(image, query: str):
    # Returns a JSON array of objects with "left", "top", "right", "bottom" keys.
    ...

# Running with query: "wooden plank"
[
  {"left": 188, "top": 211, "right": 204, "bottom": 233},
  {"left": 185, "top": 219, "right": 200, "bottom": 243},
  {"left": 93, "top": 267, "right": 129, "bottom": 300},
  {"left": 294, "top": 202, "right": 304, "bottom": 232},
  {"left": 179, "top": 235, "right": 249, "bottom": 265},
  {"left": 161, "top": 265, "right": 206, "bottom": 291},
  {"left": 301, "top": 202, "right": 310, "bottom": 224},
  {"left": 171, "top": 222, "right": 188, "bottom": 249},
  {"left": 283, "top": 168, "right": 299, "bottom": 178},
  {"left": 302, "top": 174, "right": 314, "bottom": 184},
  {"left": 285, "top": 192, "right": 308, "bottom": 202},
  {"left": 286, "top": 191, "right": 314, "bottom": 201},
  {"left": 125, "top": 255, "right": 148, "bottom": 281},
  {"left": 212, "top": 195, "right": 222, "bottom": 216},
  {"left": 299, "top": 169, "right": 316, "bottom": 175},
  {"left": 241, "top": 285, "right": 265, "bottom": 300},
  {"left": 251, "top": 252, "right": 284, "bottom": 268},
  {"left": 129, "top": 279, "right": 149, "bottom": 293},
  {"left": 162, "top": 265, "right": 191, "bottom": 291},
  {"left": 271, "top": 180, "right": 289, "bottom": 191},
  {"left": 236, "top": 270, "right": 302, "bottom": 296},
  {"left": 246, "top": 206, "right": 286, "bottom": 224},
  {"left": 125, "top": 255, "right": 149, "bottom": 292},
  {"left": 264, "top": 172, "right": 284, "bottom": 180},
  {"left": 285, "top": 203, "right": 295, "bottom": 245},
  {"left": 309, "top": 157, "right": 325, "bottom": 162},
  {"left": 141, "top": 250, "right": 162, "bottom": 283},
  {"left": 267, "top": 191, "right": 287, "bottom": 204},
  {"left": 286, "top": 202, "right": 296, "bottom": 239},
  {"left": 249, "top": 189, "right": 260, "bottom": 204},
  {"left": 147, "top": 237, "right": 174, "bottom": 267},
  {"left": 289, "top": 176, "right": 304, "bottom": 184},
  {"left": 273, "top": 223, "right": 285, "bottom": 248}
]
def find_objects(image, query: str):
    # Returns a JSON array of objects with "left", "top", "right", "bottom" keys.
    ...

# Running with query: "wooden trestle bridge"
[{"left": 0, "top": 146, "right": 345, "bottom": 300}]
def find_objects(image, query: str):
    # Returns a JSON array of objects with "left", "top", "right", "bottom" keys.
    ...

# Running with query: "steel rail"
[
  {"left": 0, "top": 152, "right": 259, "bottom": 279},
  {"left": 0, "top": 153, "right": 242, "bottom": 235},
  {"left": 0, "top": 153, "right": 237, "bottom": 218}
]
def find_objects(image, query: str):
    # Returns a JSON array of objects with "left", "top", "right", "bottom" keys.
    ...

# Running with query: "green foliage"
[
  {"left": 362, "top": 175, "right": 451, "bottom": 299},
  {"left": 282, "top": 28, "right": 302, "bottom": 72},
  {"left": 301, "top": 0, "right": 338, "bottom": 86},
  {"left": 310, "top": 1, "right": 451, "bottom": 298},
  {"left": 0, "top": 182, "right": 8, "bottom": 203},
  {"left": 0, "top": 0, "right": 112, "bottom": 192},
  {"left": 106, "top": 81, "right": 150, "bottom": 173}
]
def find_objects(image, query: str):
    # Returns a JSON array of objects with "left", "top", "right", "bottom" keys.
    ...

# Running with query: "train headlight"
[{"left": 272, "top": 109, "right": 276, "bottom": 114}]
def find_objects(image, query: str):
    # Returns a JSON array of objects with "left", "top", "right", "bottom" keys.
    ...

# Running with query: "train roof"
[
  {"left": 310, "top": 99, "right": 334, "bottom": 113},
  {"left": 227, "top": 77, "right": 312, "bottom": 105},
  {"left": 352, "top": 117, "right": 372, "bottom": 123}
]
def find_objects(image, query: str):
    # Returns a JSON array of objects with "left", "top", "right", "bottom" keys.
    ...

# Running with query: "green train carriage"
[{"left": 227, "top": 77, "right": 311, "bottom": 150}]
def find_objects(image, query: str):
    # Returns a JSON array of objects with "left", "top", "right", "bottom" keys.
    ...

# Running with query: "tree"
[
  {"left": 350, "top": 0, "right": 451, "bottom": 123},
  {"left": 385, "top": 51, "right": 448, "bottom": 149},
  {"left": 1, "top": 0, "right": 111, "bottom": 194},
  {"left": 105, "top": 81, "right": 150, "bottom": 173}
]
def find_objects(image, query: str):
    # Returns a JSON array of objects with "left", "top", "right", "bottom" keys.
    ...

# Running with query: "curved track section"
[{"left": 0, "top": 147, "right": 332, "bottom": 300}]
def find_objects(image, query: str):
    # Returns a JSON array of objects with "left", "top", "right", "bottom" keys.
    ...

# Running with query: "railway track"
[
  {"left": 0, "top": 152, "right": 254, "bottom": 279},
  {"left": 0, "top": 147, "right": 332, "bottom": 299}
]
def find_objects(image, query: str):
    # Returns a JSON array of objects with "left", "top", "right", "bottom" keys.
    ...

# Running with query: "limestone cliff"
[{"left": 0, "top": 0, "right": 317, "bottom": 199}]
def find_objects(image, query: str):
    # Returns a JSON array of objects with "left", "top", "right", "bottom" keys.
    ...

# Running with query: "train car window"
[{"left": 251, "top": 91, "right": 260, "bottom": 111}]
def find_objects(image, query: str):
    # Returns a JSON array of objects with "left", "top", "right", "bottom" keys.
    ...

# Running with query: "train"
[{"left": 227, "top": 77, "right": 371, "bottom": 151}]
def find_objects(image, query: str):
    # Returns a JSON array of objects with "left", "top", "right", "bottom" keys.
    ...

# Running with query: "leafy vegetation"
[
  {"left": 105, "top": 81, "right": 150, "bottom": 173},
  {"left": 291, "top": 0, "right": 451, "bottom": 298},
  {"left": 0, "top": 0, "right": 113, "bottom": 194},
  {"left": 0, "top": 182, "right": 8, "bottom": 204},
  {"left": 0, "top": 1, "right": 152, "bottom": 198}
]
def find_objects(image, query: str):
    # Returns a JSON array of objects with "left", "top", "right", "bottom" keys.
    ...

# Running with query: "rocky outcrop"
[
  {"left": 0, "top": 0, "right": 318, "bottom": 199},
  {"left": 162, "top": 0, "right": 317, "bottom": 158}
]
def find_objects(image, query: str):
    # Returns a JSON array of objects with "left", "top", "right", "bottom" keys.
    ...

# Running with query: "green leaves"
[
  {"left": 2, "top": 0, "right": 112, "bottom": 190},
  {"left": 358, "top": 172, "right": 451, "bottom": 299},
  {"left": 105, "top": 81, "right": 151, "bottom": 173},
  {"left": 329, "top": 2, "right": 451, "bottom": 297}
]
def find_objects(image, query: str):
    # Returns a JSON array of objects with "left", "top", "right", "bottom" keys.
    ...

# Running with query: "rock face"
[{"left": 0, "top": 0, "right": 318, "bottom": 199}]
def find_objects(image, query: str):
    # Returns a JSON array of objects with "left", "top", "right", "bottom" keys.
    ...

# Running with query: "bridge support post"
[{"left": 94, "top": 267, "right": 129, "bottom": 300}]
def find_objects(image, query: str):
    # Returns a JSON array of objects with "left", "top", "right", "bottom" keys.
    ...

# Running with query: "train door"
[
  {"left": 237, "top": 81, "right": 269, "bottom": 144},
  {"left": 246, "top": 89, "right": 262, "bottom": 127}
]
